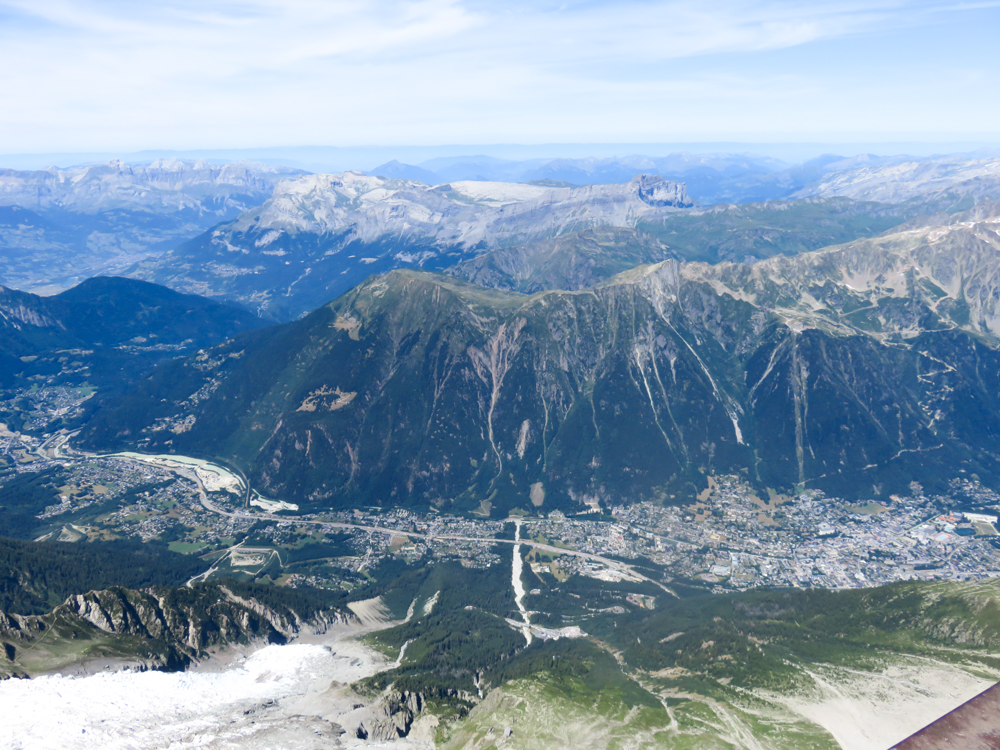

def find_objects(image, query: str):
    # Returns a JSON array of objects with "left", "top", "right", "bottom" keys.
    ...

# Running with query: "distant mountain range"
[
  {"left": 368, "top": 152, "right": 1000, "bottom": 206},
  {"left": 81, "top": 201, "right": 1000, "bottom": 512},
  {"left": 131, "top": 172, "right": 699, "bottom": 319},
  {"left": 2, "top": 150, "right": 995, "bottom": 307},
  {"left": 0, "top": 159, "right": 304, "bottom": 293},
  {"left": 448, "top": 198, "right": 923, "bottom": 294},
  {"left": 367, "top": 152, "right": 820, "bottom": 205},
  {"left": 794, "top": 153, "right": 1000, "bottom": 203},
  {"left": 130, "top": 171, "right": 943, "bottom": 320}
]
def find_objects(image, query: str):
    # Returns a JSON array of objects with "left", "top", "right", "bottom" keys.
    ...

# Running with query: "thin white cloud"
[
  {"left": 0, "top": 0, "right": 998, "bottom": 150},
  {"left": 0, "top": 0, "right": 951, "bottom": 72}
]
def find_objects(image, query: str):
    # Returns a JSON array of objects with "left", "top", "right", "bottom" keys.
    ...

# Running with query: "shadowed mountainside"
[{"left": 0, "top": 276, "right": 265, "bottom": 386}]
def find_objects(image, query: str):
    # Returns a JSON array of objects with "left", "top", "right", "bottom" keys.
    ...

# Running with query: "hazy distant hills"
[
  {"left": 795, "top": 153, "right": 1000, "bottom": 203},
  {"left": 370, "top": 152, "right": 807, "bottom": 205},
  {"left": 81, "top": 203, "right": 1000, "bottom": 512},
  {"left": 126, "top": 151, "right": 1000, "bottom": 322},
  {"left": 368, "top": 151, "right": 1000, "bottom": 206},
  {"left": 0, "top": 159, "right": 304, "bottom": 292},
  {"left": 0, "top": 158, "right": 300, "bottom": 213},
  {"left": 2, "top": 149, "right": 994, "bottom": 307},
  {"left": 1, "top": 149, "right": 995, "bottom": 301}
]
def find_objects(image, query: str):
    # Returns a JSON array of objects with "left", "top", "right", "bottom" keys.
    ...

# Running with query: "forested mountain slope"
[
  {"left": 0, "top": 277, "right": 265, "bottom": 432},
  {"left": 81, "top": 204, "right": 1000, "bottom": 512}
]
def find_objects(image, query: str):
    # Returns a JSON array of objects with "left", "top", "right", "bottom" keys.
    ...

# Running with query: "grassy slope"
[{"left": 361, "top": 566, "right": 1000, "bottom": 749}]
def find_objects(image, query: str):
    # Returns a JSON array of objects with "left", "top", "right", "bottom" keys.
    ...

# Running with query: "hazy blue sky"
[{"left": 2, "top": 0, "right": 999, "bottom": 152}]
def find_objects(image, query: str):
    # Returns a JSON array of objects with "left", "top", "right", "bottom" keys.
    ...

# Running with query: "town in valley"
[{"left": 5, "top": 415, "right": 999, "bottom": 603}]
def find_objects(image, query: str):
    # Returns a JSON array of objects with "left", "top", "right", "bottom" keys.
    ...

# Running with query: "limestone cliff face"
[
  {"left": 193, "top": 171, "right": 694, "bottom": 247},
  {"left": 0, "top": 286, "right": 63, "bottom": 330},
  {"left": 0, "top": 611, "right": 45, "bottom": 638}
]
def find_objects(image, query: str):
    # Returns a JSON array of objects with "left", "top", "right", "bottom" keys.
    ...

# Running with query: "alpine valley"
[
  {"left": 5, "top": 150, "right": 1000, "bottom": 750},
  {"left": 82, "top": 200, "right": 1000, "bottom": 512}
]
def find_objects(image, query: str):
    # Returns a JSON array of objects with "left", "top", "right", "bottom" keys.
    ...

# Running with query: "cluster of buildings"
[
  {"left": 599, "top": 476, "right": 1000, "bottom": 591},
  {"left": 0, "top": 384, "right": 94, "bottom": 432},
  {"left": 5, "top": 420, "right": 1000, "bottom": 596}
]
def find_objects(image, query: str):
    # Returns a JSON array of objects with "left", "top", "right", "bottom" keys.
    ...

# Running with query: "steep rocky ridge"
[
  {"left": 80, "top": 206, "right": 1000, "bottom": 510},
  {"left": 691, "top": 203, "right": 1000, "bottom": 337},
  {"left": 0, "top": 583, "right": 349, "bottom": 677}
]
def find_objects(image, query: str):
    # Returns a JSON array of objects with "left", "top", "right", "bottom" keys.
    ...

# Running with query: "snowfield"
[
  {"left": 446, "top": 181, "right": 550, "bottom": 205},
  {"left": 0, "top": 638, "right": 432, "bottom": 750}
]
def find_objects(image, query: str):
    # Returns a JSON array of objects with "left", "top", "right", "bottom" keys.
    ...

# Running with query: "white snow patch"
[
  {"left": 447, "top": 181, "right": 550, "bottom": 205},
  {"left": 0, "top": 640, "right": 427, "bottom": 750},
  {"left": 254, "top": 230, "right": 282, "bottom": 248}
]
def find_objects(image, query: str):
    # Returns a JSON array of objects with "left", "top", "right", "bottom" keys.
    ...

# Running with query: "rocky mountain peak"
[{"left": 630, "top": 173, "right": 696, "bottom": 207}]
